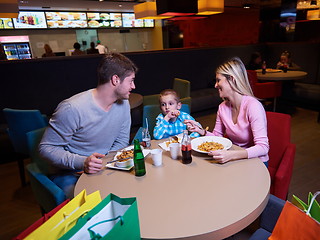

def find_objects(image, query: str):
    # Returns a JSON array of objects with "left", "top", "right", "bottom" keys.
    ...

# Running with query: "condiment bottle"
[
  {"left": 142, "top": 127, "right": 151, "bottom": 148},
  {"left": 181, "top": 130, "right": 192, "bottom": 164},
  {"left": 133, "top": 139, "right": 146, "bottom": 176},
  {"left": 262, "top": 61, "right": 267, "bottom": 74}
]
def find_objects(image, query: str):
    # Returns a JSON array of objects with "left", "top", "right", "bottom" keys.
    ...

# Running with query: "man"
[
  {"left": 39, "top": 52, "right": 138, "bottom": 198},
  {"left": 95, "top": 40, "right": 108, "bottom": 54}
]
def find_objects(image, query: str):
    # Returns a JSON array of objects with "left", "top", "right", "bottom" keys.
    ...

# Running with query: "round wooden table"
[
  {"left": 129, "top": 93, "right": 143, "bottom": 109},
  {"left": 256, "top": 70, "right": 307, "bottom": 81},
  {"left": 75, "top": 140, "right": 270, "bottom": 240}
]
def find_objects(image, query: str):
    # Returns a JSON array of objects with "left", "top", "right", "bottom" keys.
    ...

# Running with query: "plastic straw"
[{"left": 146, "top": 118, "right": 149, "bottom": 130}]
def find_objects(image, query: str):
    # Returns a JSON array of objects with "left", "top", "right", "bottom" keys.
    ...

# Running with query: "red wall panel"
[{"left": 173, "top": 8, "right": 260, "bottom": 47}]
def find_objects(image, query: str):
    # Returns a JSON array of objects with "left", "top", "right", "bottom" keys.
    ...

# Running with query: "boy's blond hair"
[{"left": 159, "top": 89, "right": 181, "bottom": 104}]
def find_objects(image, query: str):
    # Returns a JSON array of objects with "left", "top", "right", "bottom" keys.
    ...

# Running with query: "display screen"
[
  {"left": 87, "top": 12, "right": 122, "bottom": 28},
  {"left": 1, "top": 11, "right": 154, "bottom": 29},
  {"left": 144, "top": 19, "right": 154, "bottom": 28},
  {"left": 0, "top": 18, "right": 14, "bottom": 29},
  {"left": 12, "top": 11, "right": 47, "bottom": 29},
  {"left": 122, "top": 13, "right": 144, "bottom": 28},
  {"left": 46, "top": 12, "right": 87, "bottom": 28}
]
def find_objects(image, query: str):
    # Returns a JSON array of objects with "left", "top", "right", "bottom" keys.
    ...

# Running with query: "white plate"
[
  {"left": 158, "top": 133, "right": 183, "bottom": 151},
  {"left": 106, "top": 146, "right": 151, "bottom": 170},
  {"left": 191, "top": 136, "right": 232, "bottom": 154},
  {"left": 106, "top": 162, "right": 134, "bottom": 171}
]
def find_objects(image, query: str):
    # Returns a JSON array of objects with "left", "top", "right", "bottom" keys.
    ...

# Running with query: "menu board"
[
  {"left": 0, "top": 11, "right": 154, "bottom": 30},
  {"left": 144, "top": 19, "right": 154, "bottom": 28},
  {"left": 46, "top": 12, "right": 87, "bottom": 28},
  {"left": 122, "top": 13, "right": 144, "bottom": 28},
  {"left": 12, "top": 11, "right": 47, "bottom": 29},
  {"left": 87, "top": 12, "right": 122, "bottom": 28},
  {"left": 0, "top": 18, "right": 14, "bottom": 29}
]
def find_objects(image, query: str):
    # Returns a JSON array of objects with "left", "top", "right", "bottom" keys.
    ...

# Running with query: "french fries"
[
  {"left": 197, "top": 141, "right": 224, "bottom": 152},
  {"left": 116, "top": 150, "right": 133, "bottom": 161}
]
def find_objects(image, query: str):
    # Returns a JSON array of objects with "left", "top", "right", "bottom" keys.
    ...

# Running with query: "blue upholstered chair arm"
[
  {"left": 131, "top": 127, "right": 144, "bottom": 144},
  {"left": 27, "top": 163, "right": 67, "bottom": 213},
  {"left": 249, "top": 194, "right": 285, "bottom": 240},
  {"left": 260, "top": 194, "right": 285, "bottom": 232}
]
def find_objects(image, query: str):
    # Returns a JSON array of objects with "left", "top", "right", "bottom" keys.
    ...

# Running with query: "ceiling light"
[
  {"left": 0, "top": 0, "right": 19, "bottom": 19},
  {"left": 156, "top": 0, "right": 198, "bottom": 16},
  {"left": 134, "top": 2, "right": 172, "bottom": 19},
  {"left": 197, "top": 0, "right": 224, "bottom": 15},
  {"left": 243, "top": 4, "right": 251, "bottom": 9}
]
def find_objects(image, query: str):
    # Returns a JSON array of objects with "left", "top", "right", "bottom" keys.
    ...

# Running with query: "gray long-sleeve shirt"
[{"left": 39, "top": 89, "right": 131, "bottom": 174}]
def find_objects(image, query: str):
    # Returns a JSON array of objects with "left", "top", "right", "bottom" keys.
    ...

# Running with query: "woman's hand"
[
  {"left": 208, "top": 149, "right": 248, "bottom": 163},
  {"left": 84, "top": 152, "right": 104, "bottom": 173},
  {"left": 184, "top": 119, "right": 205, "bottom": 135}
]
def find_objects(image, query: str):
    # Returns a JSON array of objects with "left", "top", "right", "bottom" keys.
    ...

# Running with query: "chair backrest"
[
  {"left": 266, "top": 111, "right": 292, "bottom": 176},
  {"left": 142, "top": 104, "right": 190, "bottom": 139},
  {"left": 3, "top": 108, "right": 48, "bottom": 155},
  {"left": 26, "top": 127, "right": 49, "bottom": 175},
  {"left": 173, "top": 78, "right": 191, "bottom": 99},
  {"left": 246, "top": 70, "right": 258, "bottom": 93},
  {"left": 26, "top": 127, "right": 67, "bottom": 213}
]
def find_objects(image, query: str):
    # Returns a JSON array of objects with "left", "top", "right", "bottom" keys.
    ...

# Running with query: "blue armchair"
[
  {"left": 249, "top": 194, "right": 285, "bottom": 240},
  {"left": 26, "top": 127, "right": 67, "bottom": 214},
  {"left": 3, "top": 108, "right": 48, "bottom": 186},
  {"left": 133, "top": 104, "right": 190, "bottom": 143}
]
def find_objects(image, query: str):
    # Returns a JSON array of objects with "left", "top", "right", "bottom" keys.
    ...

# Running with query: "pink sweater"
[{"left": 207, "top": 95, "right": 269, "bottom": 162}]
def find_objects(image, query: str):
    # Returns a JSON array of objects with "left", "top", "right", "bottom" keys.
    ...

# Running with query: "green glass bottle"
[{"left": 133, "top": 139, "right": 146, "bottom": 176}]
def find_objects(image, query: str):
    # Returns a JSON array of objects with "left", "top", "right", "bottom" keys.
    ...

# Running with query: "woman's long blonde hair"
[{"left": 216, "top": 57, "right": 254, "bottom": 97}]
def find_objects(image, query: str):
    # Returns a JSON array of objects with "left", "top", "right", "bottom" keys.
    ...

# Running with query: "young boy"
[{"left": 153, "top": 89, "right": 200, "bottom": 140}]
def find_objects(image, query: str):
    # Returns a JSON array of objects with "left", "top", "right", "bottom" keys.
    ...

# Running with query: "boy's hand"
[{"left": 164, "top": 110, "right": 180, "bottom": 121}]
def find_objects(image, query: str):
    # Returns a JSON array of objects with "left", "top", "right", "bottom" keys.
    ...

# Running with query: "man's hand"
[{"left": 84, "top": 152, "right": 104, "bottom": 174}]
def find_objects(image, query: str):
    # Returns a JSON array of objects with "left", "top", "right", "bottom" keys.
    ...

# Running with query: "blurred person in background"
[
  {"left": 42, "top": 44, "right": 56, "bottom": 58},
  {"left": 96, "top": 40, "right": 108, "bottom": 54},
  {"left": 276, "top": 51, "right": 301, "bottom": 71},
  {"left": 0, "top": 43, "right": 7, "bottom": 60},
  {"left": 72, "top": 42, "right": 85, "bottom": 56},
  {"left": 86, "top": 42, "right": 99, "bottom": 54},
  {"left": 247, "top": 52, "right": 262, "bottom": 70}
]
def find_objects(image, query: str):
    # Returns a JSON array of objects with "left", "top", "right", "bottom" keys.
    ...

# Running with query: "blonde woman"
[{"left": 185, "top": 57, "right": 269, "bottom": 166}]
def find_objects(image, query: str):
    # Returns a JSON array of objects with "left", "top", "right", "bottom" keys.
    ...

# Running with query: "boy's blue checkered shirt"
[{"left": 153, "top": 111, "right": 200, "bottom": 140}]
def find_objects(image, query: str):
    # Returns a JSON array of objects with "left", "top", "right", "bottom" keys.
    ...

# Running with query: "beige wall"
[{"left": 0, "top": 24, "right": 163, "bottom": 58}]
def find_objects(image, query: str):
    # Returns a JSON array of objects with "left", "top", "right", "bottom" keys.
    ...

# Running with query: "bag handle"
[
  {"left": 306, "top": 191, "right": 320, "bottom": 216},
  {"left": 62, "top": 210, "right": 90, "bottom": 234},
  {"left": 87, "top": 215, "right": 124, "bottom": 240}
]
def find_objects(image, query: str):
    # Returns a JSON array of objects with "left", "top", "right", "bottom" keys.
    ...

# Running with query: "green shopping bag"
[
  {"left": 59, "top": 193, "right": 141, "bottom": 240},
  {"left": 292, "top": 191, "right": 320, "bottom": 222}
]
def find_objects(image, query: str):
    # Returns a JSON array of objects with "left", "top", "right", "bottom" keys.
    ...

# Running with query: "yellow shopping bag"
[{"left": 25, "top": 190, "right": 101, "bottom": 240}]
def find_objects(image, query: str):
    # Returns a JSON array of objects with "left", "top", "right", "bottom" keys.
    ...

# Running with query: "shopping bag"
[
  {"left": 24, "top": 190, "right": 101, "bottom": 240},
  {"left": 59, "top": 193, "right": 140, "bottom": 240},
  {"left": 268, "top": 192, "right": 320, "bottom": 240},
  {"left": 292, "top": 191, "right": 320, "bottom": 222},
  {"left": 13, "top": 199, "right": 70, "bottom": 240}
]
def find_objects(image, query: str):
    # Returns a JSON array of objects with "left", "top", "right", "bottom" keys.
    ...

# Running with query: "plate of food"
[
  {"left": 256, "top": 69, "right": 282, "bottom": 73},
  {"left": 158, "top": 133, "right": 183, "bottom": 151},
  {"left": 191, "top": 136, "right": 232, "bottom": 154},
  {"left": 106, "top": 146, "right": 150, "bottom": 170}
]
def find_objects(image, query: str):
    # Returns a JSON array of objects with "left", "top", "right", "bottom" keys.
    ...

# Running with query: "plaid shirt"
[{"left": 153, "top": 111, "right": 200, "bottom": 140}]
